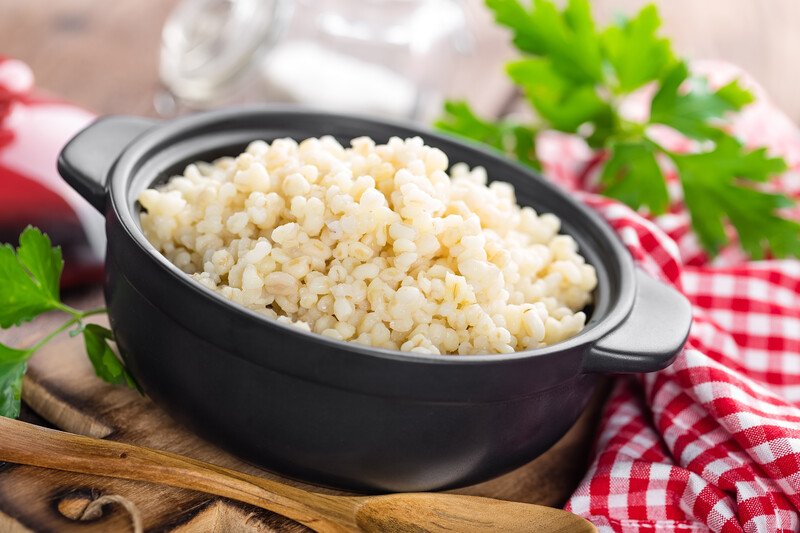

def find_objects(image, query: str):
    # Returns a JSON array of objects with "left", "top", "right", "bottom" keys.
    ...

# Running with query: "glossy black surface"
[{"left": 59, "top": 107, "right": 691, "bottom": 491}]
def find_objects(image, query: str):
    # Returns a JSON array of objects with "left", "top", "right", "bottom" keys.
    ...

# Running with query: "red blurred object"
[{"left": 0, "top": 56, "right": 103, "bottom": 287}]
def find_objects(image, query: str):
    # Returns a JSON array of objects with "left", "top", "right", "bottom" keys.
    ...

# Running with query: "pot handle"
[
  {"left": 582, "top": 268, "right": 692, "bottom": 373},
  {"left": 58, "top": 115, "right": 159, "bottom": 212}
]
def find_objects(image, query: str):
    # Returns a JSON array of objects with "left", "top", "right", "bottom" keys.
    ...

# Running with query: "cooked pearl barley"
[{"left": 139, "top": 136, "right": 597, "bottom": 355}]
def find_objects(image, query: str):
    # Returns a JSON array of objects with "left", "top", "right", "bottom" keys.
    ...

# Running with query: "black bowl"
[{"left": 58, "top": 106, "right": 691, "bottom": 492}]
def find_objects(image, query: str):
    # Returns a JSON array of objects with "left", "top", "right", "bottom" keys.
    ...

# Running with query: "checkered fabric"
[{"left": 539, "top": 62, "right": 800, "bottom": 532}]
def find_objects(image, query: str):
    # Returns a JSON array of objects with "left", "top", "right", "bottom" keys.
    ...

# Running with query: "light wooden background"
[{"left": 1, "top": 0, "right": 798, "bottom": 121}]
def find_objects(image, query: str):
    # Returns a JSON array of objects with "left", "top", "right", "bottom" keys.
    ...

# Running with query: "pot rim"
[{"left": 107, "top": 105, "right": 636, "bottom": 365}]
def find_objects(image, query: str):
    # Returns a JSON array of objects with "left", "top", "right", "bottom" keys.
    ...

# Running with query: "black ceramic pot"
[{"left": 58, "top": 107, "right": 692, "bottom": 493}]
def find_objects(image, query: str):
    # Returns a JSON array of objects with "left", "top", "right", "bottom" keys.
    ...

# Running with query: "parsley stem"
[
  {"left": 26, "top": 307, "right": 109, "bottom": 355},
  {"left": 79, "top": 307, "right": 108, "bottom": 318},
  {"left": 54, "top": 301, "right": 87, "bottom": 318},
  {"left": 27, "top": 316, "right": 82, "bottom": 354},
  {"left": 54, "top": 301, "right": 108, "bottom": 319}
]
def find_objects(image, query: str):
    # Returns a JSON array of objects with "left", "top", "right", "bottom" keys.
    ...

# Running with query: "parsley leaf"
[
  {"left": 601, "top": 141, "right": 669, "bottom": 214},
  {"left": 507, "top": 58, "right": 612, "bottom": 132},
  {"left": 601, "top": 4, "right": 675, "bottom": 92},
  {"left": 436, "top": 101, "right": 540, "bottom": 169},
  {"left": 671, "top": 133, "right": 795, "bottom": 258},
  {"left": 16, "top": 226, "right": 63, "bottom": 302},
  {"left": 83, "top": 324, "right": 137, "bottom": 389},
  {"left": 0, "top": 344, "right": 30, "bottom": 418},
  {"left": 486, "top": 0, "right": 603, "bottom": 83},
  {"left": 437, "top": 0, "right": 798, "bottom": 259},
  {"left": 436, "top": 101, "right": 514, "bottom": 151},
  {"left": 0, "top": 227, "right": 63, "bottom": 328},
  {"left": 650, "top": 62, "right": 754, "bottom": 139},
  {"left": 0, "top": 227, "right": 138, "bottom": 418},
  {"left": 509, "top": 123, "right": 539, "bottom": 170},
  {"left": 716, "top": 79, "right": 756, "bottom": 109}
]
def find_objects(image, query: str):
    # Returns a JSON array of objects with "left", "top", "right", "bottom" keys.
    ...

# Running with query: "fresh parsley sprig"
[
  {"left": 437, "top": 0, "right": 800, "bottom": 259},
  {"left": 0, "top": 226, "right": 136, "bottom": 418}
]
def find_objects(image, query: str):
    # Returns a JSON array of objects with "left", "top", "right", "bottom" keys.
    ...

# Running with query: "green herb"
[
  {"left": 437, "top": 0, "right": 799, "bottom": 259},
  {"left": 0, "top": 226, "right": 136, "bottom": 418},
  {"left": 83, "top": 324, "right": 137, "bottom": 388},
  {"left": 439, "top": 101, "right": 541, "bottom": 170}
]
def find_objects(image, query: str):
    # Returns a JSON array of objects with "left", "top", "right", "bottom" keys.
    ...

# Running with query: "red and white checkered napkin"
[{"left": 538, "top": 62, "right": 800, "bottom": 533}]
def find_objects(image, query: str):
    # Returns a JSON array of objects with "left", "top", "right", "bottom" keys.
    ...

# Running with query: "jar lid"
[{"left": 160, "top": 0, "right": 289, "bottom": 105}]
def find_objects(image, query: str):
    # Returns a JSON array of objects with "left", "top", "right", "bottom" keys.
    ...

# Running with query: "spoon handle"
[{"left": 0, "top": 416, "right": 354, "bottom": 532}]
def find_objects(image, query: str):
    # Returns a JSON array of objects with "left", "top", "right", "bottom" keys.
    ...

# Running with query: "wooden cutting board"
[{"left": 0, "top": 287, "right": 608, "bottom": 532}]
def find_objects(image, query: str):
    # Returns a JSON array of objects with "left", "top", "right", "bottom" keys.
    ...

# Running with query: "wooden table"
[{"left": 0, "top": 1, "right": 607, "bottom": 531}]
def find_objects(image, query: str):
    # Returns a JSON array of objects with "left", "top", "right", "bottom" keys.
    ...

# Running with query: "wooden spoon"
[{"left": 0, "top": 416, "right": 595, "bottom": 532}]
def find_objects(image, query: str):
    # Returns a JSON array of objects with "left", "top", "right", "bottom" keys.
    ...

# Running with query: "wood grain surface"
[{"left": 0, "top": 288, "right": 608, "bottom": 532}]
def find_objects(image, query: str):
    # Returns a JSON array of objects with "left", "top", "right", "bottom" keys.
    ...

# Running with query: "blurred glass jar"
[{"left": 159, "top": 0, "right": 472, "bottom": 121}]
